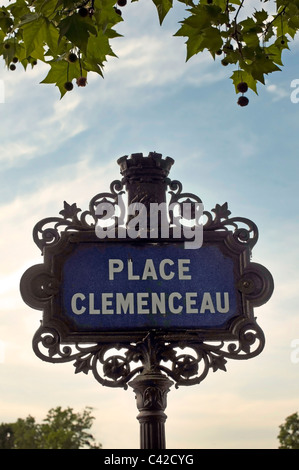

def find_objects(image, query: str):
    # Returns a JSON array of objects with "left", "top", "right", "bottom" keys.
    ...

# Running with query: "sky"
[{"left": 1, "top": 0, "right": 299, "bottom": 450}]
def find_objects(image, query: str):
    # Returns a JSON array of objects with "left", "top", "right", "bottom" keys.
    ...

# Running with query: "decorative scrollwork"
[
  {"left": 32, "top": 320, "right": 265, "bottom": 390},
  {"left": 33, "top": 180, "right": 125, "bottom": 252},
  {"left": 32, "top": 155, "right": 258, "bottom": 254},
  {"left": 167, "top": 184, "right": 258, "bottom": 248},
  {"left": 202, "top": 202, "right": 259, "bottom": 249},
  {"left": 168, "top": 179, "right": 203, "bottom": 229},
  {"left": 24, "top": 153, "right": 272, "bottom": 398}
]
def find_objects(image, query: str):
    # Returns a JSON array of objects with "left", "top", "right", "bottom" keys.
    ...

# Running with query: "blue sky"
[{"left": 1, "top": 0, "right": 299, "bottom": 449}]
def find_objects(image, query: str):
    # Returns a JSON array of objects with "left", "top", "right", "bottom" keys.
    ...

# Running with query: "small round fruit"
[
  {"left": 237, "top": 96, "right": 249, "bottom": 107},
  {"left": 221, "top": 59, "right": 229, "bottom": 66},
  {"left": 114, "top": 7, "right": 122, "bottom": 15},
  {"left": 223, "top": 43, "right": 233, "bottom": 53},
  {"left": 64, "top": 81, "right": 74, "bottom": 91},
  {"left": 4, "top": 43, "right": 10, "bottom": 49},
  {"left": 117, "top": 0, "right": 127, "bottom": 5},
  {"left": 237, "top": 81, "right": 248, "bottom": 93},
  {"left": 9, "top": 63, "right": 16, "bottom": 71},
  {"left": 68, "top": 52, "right": 77, "bottom": 63},
  {"left": 32, "top": 60, "right": 37, "bottom": 66},
  {"left": 76, "top": 76, "right": 87, "bottom": 87},
  {"left": 78, "top": 7, "right": 88, "bottom": 17},
  {"left": 12, "top": 56, "right": 18, "bottom": 63},
  {"left": 216, "top": 49, "right": 222, "bottom": 56}
]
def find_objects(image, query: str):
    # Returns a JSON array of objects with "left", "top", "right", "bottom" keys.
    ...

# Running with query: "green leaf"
[
  {"left": 22, "top": 16, "right": 48, "bottom": 59},
  {"left": 201, "top": 27, "right": 222, "bottom": 53},
  {"left": 58, "top": 14, "right": 97, "bottom": 53},
  {"left": 152, "top": 0, "right": 173, "bottom": 24},
  {"left": 231, "top": 69, "right": 258, "bottom": 94},
  {"left": 253, "top": 54, "right": 281, "bottom": 76},
  {"left": 185, "top": 34, "right": 204, "bottom": 61},
  {"left": 10, "top": 0, "right": 31, "bottom": 21},
  {"left": 40, "top": 20, "right": 60, "bottom": 55},
  {"left": 174, "top": 4, "right": 224, "bottom": 60},
  {"left": 253, "top": 9, "right": 268, "bottom": 24},
  {"left": 0, "top": 8, "right": 14, "bottom": 33},
  {"left": 40, "top": 59, "right": 84, "bottom": 98},
  {"left": 38, "top": 0, "right": 58, "bottom": 18},
  {"left": 183, "top": 8, "right": 211, "bottom": 30},
  {"left": 94, "top": 0, "right": 123, "bottom": 29},
  {"left": 83, "top": 30, "right": 116, "bottom": 74},
  {"left": 14, "top": 12, "right": 40, "bottom": 30}
]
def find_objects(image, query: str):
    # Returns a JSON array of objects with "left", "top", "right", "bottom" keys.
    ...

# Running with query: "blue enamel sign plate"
[{"left": 61, "top": 242, "right": 239, "bottom": 332}]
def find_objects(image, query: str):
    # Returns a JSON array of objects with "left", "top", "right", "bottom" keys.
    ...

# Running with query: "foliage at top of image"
[{"left": 0, "top": 0, "right": 298, "bottom": 104}]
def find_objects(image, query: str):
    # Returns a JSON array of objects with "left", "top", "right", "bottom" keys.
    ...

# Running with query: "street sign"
[
  {"left": 20, "top": 152, "right": 273, "bottom": 346},
  {"left": 62, "top": 241, "right": 237, "bottom": 332},
  {"left": 20, "top": 152, "right": 274, "bottom": 449}
]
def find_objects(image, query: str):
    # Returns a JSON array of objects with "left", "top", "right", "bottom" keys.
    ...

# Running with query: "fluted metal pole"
[{"left": 129, "top": 371, "right": 174, "bottom": 449}]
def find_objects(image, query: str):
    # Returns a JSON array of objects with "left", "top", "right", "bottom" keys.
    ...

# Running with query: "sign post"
[{"left": 20, "top": 152, "right": 274, "bottom": 449}]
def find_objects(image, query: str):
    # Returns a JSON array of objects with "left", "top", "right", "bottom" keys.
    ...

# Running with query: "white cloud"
[
  {"left": 267, "top": 83, "right": 289, "bottom": 101},
  {"left": 104, "top": 34, "right": 225, "bottom": 90},
  {"left": 0, "top": 71, "right": 87, "bottom": 169},
  {"left": 0, "top": 141, "right": 38, "bottom": 166}
]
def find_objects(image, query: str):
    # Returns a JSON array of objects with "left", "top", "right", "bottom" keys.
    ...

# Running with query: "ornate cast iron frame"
[
  {"left": 21, "top": 152, "right": 273, "bottom": 390},
  {"left": 20, "top": 152, "right": 274, "bottom": 449}
]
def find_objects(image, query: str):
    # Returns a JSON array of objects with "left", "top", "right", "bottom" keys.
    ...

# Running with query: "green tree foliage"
[
  {"left": 278, "top": 411, "right": 299, "bottom": 449},
  {"left": 0, "top": 406, "right": 102, "bottom": 449},
  {"left": 0, "top": 423, "right": 14, "bottom": 448},
  {"left": 0, "top": 0, "right": 298, "bottom": 101}
]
